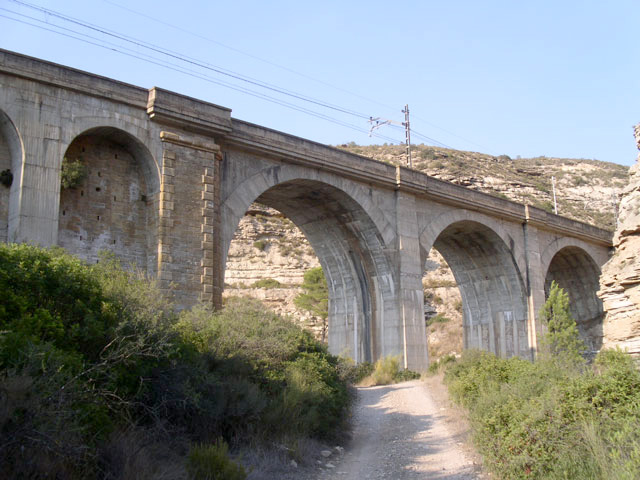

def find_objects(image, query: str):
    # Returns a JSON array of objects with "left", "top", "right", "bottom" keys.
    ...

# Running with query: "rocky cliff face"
[
  {"left": 223, "top": 205, "right": 327, "bottom": 341},
  {"left": 598, "top": 124, "right": 640, "bottom": 355}
]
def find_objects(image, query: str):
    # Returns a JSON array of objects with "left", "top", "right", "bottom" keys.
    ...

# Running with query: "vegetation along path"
[{"left": 313, "top": 378, "right": 486, "bottom": 480}]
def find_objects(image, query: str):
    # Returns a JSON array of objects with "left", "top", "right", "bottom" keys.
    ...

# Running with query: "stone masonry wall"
[
  {"left": 157, "top": 132, "right": 221, "bottom": 309},
  {"left": 58, "top": 135, "right": 154, "bottom": 271},
  {"left": 598, "top": 124, "right": 640, "bottom": 354}
]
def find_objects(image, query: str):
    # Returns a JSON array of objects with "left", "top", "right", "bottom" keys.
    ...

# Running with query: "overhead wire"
[
  {"left": 0, "top": 8, "right": 403, "bottom": 145},
  {"left": 8, "top": 0, "right": 370, "bottom": 121},
  {"left": 5, "top": 0, "right": 483, "bottom": 151},
  {"left": 99, "top": 0, "right": 496, "bottom": 154}
]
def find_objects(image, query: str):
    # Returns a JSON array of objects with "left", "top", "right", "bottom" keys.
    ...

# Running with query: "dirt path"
[{"left": 313, "top": 378, "right": 487, "bottom": 480}]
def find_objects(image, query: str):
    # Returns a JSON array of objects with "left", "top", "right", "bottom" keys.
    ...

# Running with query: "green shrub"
[
  {"left": 363, "top": 355, "right": 420, "bottom": 385},
  {"left": 443, "top": 345, "right": 640, "bottom": 478},
  {"left": 372, "top": 356, "right": 400, "bottom": 385},
  {"left": 337, "top": 358, "right": 374, "bottom": 384},
  {"left": 0, "top": 244, "right": 117, "bottom": 365},
  {"left": 539, "top": 280, "right": 586, "bottom": 363},
  {"left": 175, "top": 298, "right": 349, "bottom": 440},
  {"left": 253, "top": 240, "right": 267, "bottom": 251},
  {"left": 427, "top": 353, "right": 457, "bottom": 374},
  {"left": 294, "top": 267, "right": 328, "bottom": 319},
  {"left": 427, "top": 314, "right": 450, "bottom": 327},
  {"left": 187, "top": 440, "right": 247, "bottom": 480},
  {"left": 60, "top": 157, "right": 87, "bottom": 189},
  {"left": 251, "top": 278, "right": 281, "bottom": 288},
  {"left": 0, "top": 244, "right": 351, "bottom": 477}
]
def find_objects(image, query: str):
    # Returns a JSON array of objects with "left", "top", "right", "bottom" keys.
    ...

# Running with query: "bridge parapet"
[{"left": 525, "top": 205, "right": 612, "bottom": 247}]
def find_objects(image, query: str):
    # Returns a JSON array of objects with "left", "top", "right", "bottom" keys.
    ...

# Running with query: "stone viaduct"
[{"left": 0, "top": 49, "right": 612, "bottom": 370}]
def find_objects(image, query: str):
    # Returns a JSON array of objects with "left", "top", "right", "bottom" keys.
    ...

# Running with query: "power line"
[
  {"left": 0, "top": 11, "right": 403, "bottom": 145},
  {"left": 9, "top": 0, "right": 371, "bottom": 121},
  {"left": 5, "top": 0, "right": 480, "bottom": 152},
  {"left": 100, "top": 0, "right": 494, "bottom": 154}
]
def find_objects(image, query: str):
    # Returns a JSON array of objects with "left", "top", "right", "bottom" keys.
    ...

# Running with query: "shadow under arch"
[
  {"left": 426, "top": 220, "right": 530, "bottom": 358},
  {"left": 58, "top": 126, "right": 160, "bottom": 273},
  {"left": 0, "top": 108, "right": 25, "bottom": 243},
  {"left": 544, "top": 246, "right": 604, "bottom": 352},
  {"left": 221, "top": 178, "right": 397, "bottom": 364}
]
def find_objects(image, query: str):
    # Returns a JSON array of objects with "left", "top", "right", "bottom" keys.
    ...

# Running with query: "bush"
[
  {"left": 427, "top": 353, "right": 457, "bottom": 374},
  {"left": 337, "top": 358, "right": 374, "bottom": 384},
  {"left": 427, "top": 313, "right": 450, "bottom": 327},
  {"left": 187, "top": 440, "right": 247, "bottom": 480},
  {"left": 360, "top": 356, "right": 421, "bottom": 386},
  {"left": 0, "top": 244, "right": 351, "bottom": 477},
  {"left": 251, "top": 278, "right": 281, "bottom": 288},
  {"left": 60, "top": 157, "right": 87, "bottom": 189},
  {"left": 253, "top": 240, "right": 267, "bottom": 251},
  {"left": 0, "top": 244, "right": 117, "bottom": 365},
  {"left": 175, "top": 298, "right": 349, "bottom": 440},
  {"left": 443, "top": 332, "right": 640, "bottom": 478}
]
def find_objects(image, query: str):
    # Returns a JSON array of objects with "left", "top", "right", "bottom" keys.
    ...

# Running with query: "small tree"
[
  {"left": 294, "top": 267, "right": 328, "bottom": 338},
  {"left": 539, "top": 281, "right": 586, "bottom": 362}
]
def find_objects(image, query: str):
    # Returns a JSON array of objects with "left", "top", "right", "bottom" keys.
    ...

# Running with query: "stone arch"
[
  {"left": 0, "top": 108, "right": 24, "bottom": 243},
  {"left": 58, "top": 126, "right": 160, "bottom": 274},
  {"left": 419, "top": 209, "right": 527, "bottom": 276},
  {"left": 221, "top": 165, "right": 395, "bottom": 263},
  {"left": 221, "top": 171, "right": 397, "bottom": 364},
  {"left": 543, "top": 242, "right": 604, "bottom": 351},
  {"left": 420, "top": 218, "right": 530, "bottom": 358}
]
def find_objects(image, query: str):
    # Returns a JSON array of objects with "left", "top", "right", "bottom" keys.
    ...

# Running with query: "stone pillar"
[
  {"left": 395, "top": 189, "right": 429, "bottom": 371},
  {"left": 157, "top": 139, "right": 176, "bottom": 296},
  {"left": 158, "top": 131, "right": 222, "bottom": 309},
  {"left": 10, "top": 124, "right": 62, "bottom": 246},
  {"left": 200, "top": 153, "right": 223, "bottom": 308},
  {"left": 523, "top": 206, "right": 546, "bottom": 359}
]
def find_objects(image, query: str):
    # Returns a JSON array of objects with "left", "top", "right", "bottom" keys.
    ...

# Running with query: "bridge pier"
[{"left": 395, "top": 191, "right": 429, "bottom": 371}]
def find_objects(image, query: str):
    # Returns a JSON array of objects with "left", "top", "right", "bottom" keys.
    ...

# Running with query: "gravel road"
[{"left": 312, "top": 378, "right": 486, "bottom": 480}]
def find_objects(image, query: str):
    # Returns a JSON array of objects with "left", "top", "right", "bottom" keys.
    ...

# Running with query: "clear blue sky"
[{"left": 1, "top": 0, "right": 639, "bottom": 165}]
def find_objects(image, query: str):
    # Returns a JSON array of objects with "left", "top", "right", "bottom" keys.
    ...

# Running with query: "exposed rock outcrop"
[{"left": 598, "top": 124, "right": 640, "bottom": 354}]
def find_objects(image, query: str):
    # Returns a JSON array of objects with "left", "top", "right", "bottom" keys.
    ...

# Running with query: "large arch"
[
  {"left": 543, "top": 245, "right": 604, "bottom": 351},
  {"left": 421, "top": 219, "right": 530, "bottom": 358},
  {"left": 57, "top": 126, "right": 160, "bottom": 273},
  {"left": 221, "top": 171, "right": 398, "bottom": 364},
  {"left": 0, "top": 108, "right": 24, "bottom": 243}
]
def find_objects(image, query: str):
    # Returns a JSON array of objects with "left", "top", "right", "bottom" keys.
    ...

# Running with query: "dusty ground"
[
  {"left": 307, "top": 377, "right": 487, "bottom": 480},
  {"left": 245, "top": 375, "right": 488, "bottom": 479}
]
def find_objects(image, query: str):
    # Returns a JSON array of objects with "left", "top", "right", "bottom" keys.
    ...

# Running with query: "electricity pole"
[
  {"left": 403, "top": 105, "right": 412, "bottom": 168},
  {"left": 551, "top": 176, "right": 558, "bottom": 214},
  {"left": 368, "top": 105, "right": 413, "bottom": 168}
]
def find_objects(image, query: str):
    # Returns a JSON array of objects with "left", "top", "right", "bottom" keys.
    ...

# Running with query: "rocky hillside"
[
  {"left": 225, "top": 144, "right": 629, "bottom": 361},
  {"left": 598, "top": 125, "right": 640, "bottom": 355},
  {"left": 340, "top": 143, "right": 628, "bottom": 230}
]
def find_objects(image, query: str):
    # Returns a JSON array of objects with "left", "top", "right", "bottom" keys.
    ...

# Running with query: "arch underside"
[
  {"left": 244, "top": 179, "right": 397, "bottom": 363},
  {"left": 433, "top": 221, "right": 529, "bottom": 358},
  {"left": 544, "top": 246, "right": 603, "bottom": 351},
  {"left": 58, "top": 128, "right": 159, "bottom": 273}
]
